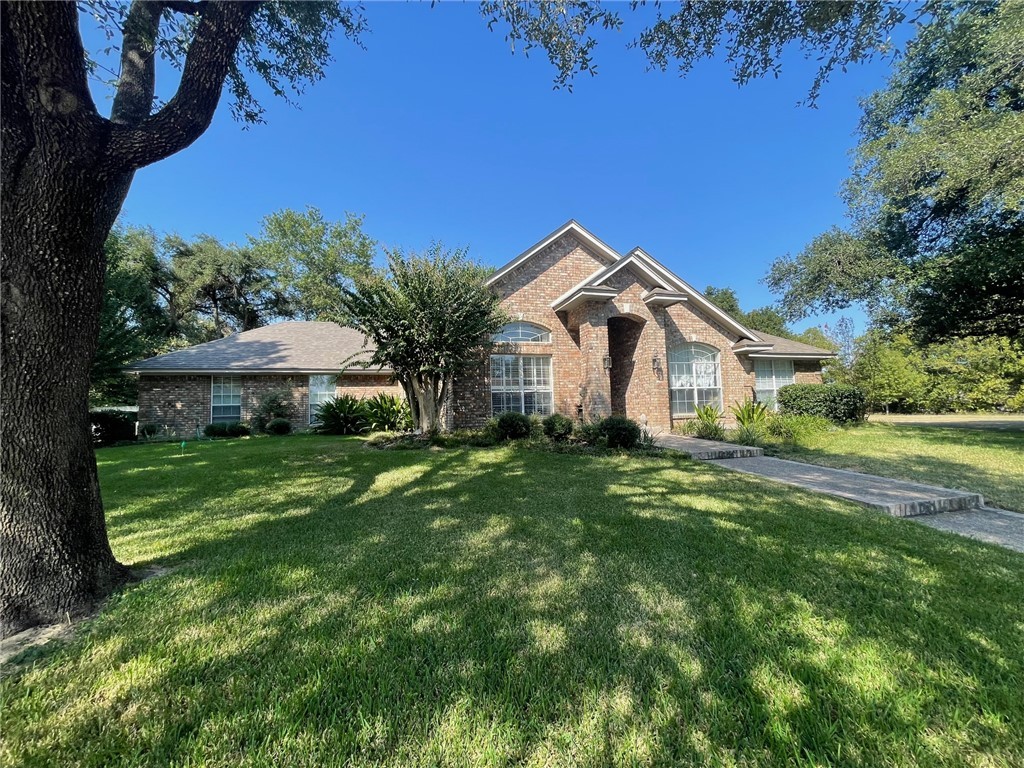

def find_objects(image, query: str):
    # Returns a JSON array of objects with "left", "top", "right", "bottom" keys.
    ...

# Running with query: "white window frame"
[
  {"left": 308, "top": 374, "right": 337, "bottom": 425},
  {"left": 210, "top": 376, "right": 242, "bottom": 423},
  {"left": 754, "top": 359, "right": 796, "bottom": 409},
  {"left": 668, "top": 344, "right": 722, "bottom": 417},
  {"left": 490, "top": 355, "right": 553, "bottom": 416},
  {"left": 492, "top": 322, "right": 552, "bottom": 344}
]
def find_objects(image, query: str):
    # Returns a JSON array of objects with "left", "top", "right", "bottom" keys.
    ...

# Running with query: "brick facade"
[
  {"left": 451, "top": 231, "right": 824, "bottom": 431},
  {"left": 138, "top": 373, "right": 401, "bottom": 435}
]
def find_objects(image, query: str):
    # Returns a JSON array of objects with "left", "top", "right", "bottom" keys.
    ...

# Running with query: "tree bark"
[{"left": 0, "top": 1, "right": 257, "bottom": 637}]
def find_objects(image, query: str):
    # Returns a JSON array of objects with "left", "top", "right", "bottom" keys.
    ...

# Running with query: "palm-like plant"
[
  {"left": 312, "top": 395, "right": 369, "bottom": 435},
  {"left": 363, "top": 392, "right": 413, "bottom": 432}
]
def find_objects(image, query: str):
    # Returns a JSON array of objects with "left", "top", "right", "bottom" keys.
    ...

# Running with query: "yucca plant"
[
  {"left": 692, "top": 404, "right": 725, "bottom": 441},
  {"left": 363, "top": 392, "right": 413, "bottom": 432},
  {"left": 731, "top": 399, "right": 770, "bottom": 429},
  {"left": 312, "top": 395, "right": 369, "bottom": 435}
]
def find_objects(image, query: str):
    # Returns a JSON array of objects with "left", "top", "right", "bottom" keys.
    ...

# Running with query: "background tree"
[
  {"left": 766, "top": 0, "right": 1024, "bottom": 340},
  {"left": 850, "top": 332, "right": 928, "bottom": 413},
  {"left": 341, "top": 246, "right": 505, "bottom": 433},
  {"left": 0, "top": 0, "right": 919, "bottom": 636},
  {"left": 249, "top": 207, "right": 375, "bottom": 324}
]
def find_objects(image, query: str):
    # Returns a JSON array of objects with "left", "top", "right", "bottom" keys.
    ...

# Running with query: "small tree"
[{"left": 341, "top": 246, "right": 506, "bottom": 433}]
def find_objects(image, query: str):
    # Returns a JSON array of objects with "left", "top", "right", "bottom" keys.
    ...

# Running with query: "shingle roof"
[
  {"left": 127, "top": 321, "right": 388, "bottom": 374},
  {"left": 735, "top": 331, "right": 834, "bottom": 357}
]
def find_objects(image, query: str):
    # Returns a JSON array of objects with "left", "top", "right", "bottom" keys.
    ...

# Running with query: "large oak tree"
[{"left": 1, "top": 0, "right": 912, "bottom": 636}]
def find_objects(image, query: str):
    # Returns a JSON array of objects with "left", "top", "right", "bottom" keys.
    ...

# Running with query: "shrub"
[
  {"left": 765, "top": 413, "right": 834, "bottom": 441},
  {"left": 251, "top": 390, "right": 291, "bottom": 434},
  {"left": 692, "top": 405, "right": 725, "bottom": 441},
  {"left": 312, "top": 395, "right": 369, "bottom": 435},
  {"left": 542, "top": 413, "right": 574, "bottom": 442},
  {"left": 599, "top": 415, "right": 642, "bottom": 449},
  {"left": 203, "top": 421, "right": 250, "bottom": 438},
  {"left": 495, "top": 411, "right": 532, "bottom": 441},
  {"left": 733, "top": 424, "right": 763, "bottom": 447},
  {"left": 139, "top": 423, "right": 162, "bottom": 439},
  {"left": 265, "top": 417, "right": 292, "bottom": 435},
  {"left": 731, "top": 400, "right": 770, "bottom": 429},
  {"left": 89, "top": 410, "right": 137, "bottom": 447},
  {"left": 364, "top": 392, "right": 413, "bottom": 432},
  {"left": 777, "top": 384, "right": 866, "bottom": 424}
]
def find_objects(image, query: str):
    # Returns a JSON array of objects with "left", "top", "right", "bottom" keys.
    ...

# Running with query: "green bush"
[
  {"left": 574, "top": 416, "right": 643, "bottom": 449},
  {"left": 204, "top": 421, "right": 250, "bottom": 438},
  {"left": 89, "top": 410, "right": 137, "bottom": 447},
  {"left": 251, "top": 390, "right": 291, "bottom": 434},
  {"left": 542, "top": 413, "right": 574, "bottom": 442},
  {"left": 731, "top": 400, "right": 770, "bottom": 429},
  {"left": 364, "top": 392, "right": 413, "bottom": 432},
  {"left": 765, "top": 413, "right": 834, "bottom": 441},
  {"left": 777, "top": 384, "right": 866, "bottom": 424},
  {"left": 692, "top": 405, "right": 725, "bottom": 441},
  {"left": 495, "top": 411, "right": 532, "bottom": 441},
  {"left": 265, "top": 417, "right": 292, "bottom": 435},
  {"left": 139, "top": 423, "right": 162, "bottom": 439},
  {"left": 312, "top": 396, "right": 369, "bottom": 435}
]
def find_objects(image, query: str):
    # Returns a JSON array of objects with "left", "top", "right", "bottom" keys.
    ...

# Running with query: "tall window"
[
  {"left": 491, "top": 355, "right": 553, "bottom": 415},
  {"left": 754, "top": 359, "right": 795, "bottom": 408},
  {"left": 669, "top": 344, "right": 722, "bottom": 416},
  {"left": 211, "top": 376, "right": 242, "bottom": 423},
  {"left": 309, "top": 375, "right": 336, "bottom": 424},
  {"left": 492, "top": 322, "right": 551, "bottom": 343}
]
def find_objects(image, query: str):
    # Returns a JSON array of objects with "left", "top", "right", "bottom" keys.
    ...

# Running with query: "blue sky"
[{"left": 81, "top": 4, "right": 913, "bottom": 334}]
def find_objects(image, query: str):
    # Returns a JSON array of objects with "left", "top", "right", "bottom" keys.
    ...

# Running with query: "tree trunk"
[{"left": 1, "top": 150, "right": 136, "bottom": 636}]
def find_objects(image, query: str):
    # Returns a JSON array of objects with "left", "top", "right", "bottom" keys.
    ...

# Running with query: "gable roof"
[
  {"left": 734, "top": 331, "right": 835, "bottom": 359},
  {"left": 486, "top": 220, "right": 621, "bottom": 287},
  {"left": 126, "top": 321, "right": 388, "bottom": 374}
]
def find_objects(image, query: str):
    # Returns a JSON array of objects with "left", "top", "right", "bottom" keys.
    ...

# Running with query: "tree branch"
[
  {"left": 110, "top": 0, "right": 162, "bottom": 126},
  {"left": 106, "top": 1, "right": 260, "bottom": 171},
  {"left": 163, "top": 0, "right": 206, "bottom": 15}
]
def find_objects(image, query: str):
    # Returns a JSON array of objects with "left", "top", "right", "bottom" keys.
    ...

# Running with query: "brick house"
[
  {"left": 130, "top": 221, "right": 831, "bottom": 434},
  {"left": 129, "top": 322, "right": 402, "bottom": 436},
  {"left": 450, "top": 220, "right": 832, "bottom": 431}
]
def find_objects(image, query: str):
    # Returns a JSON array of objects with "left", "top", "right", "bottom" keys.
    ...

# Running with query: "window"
[
  {"left": 754, "top": 359, "right": 795, "bottom": 409},
  {"left": 492, "top": 322, "right": 551, "bottom": 343},
  {"left": 309, "top": 375, "right": 336, "bottom": 424},
  {"left": 490, "top": 355, "right": 553, "bottom": 415},
  {"left": 211, "top": 376, "right": 242, "bottom": 423},
  {"left": 669, "top": 344, "right": 722, "bottom": 416}
]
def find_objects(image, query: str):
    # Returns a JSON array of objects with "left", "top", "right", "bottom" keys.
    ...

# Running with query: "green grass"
[
  {"left": 766, "top": 423, "right": 1024, "bottom": 512},
  {"left": 3, "top": 436, "right": 1023, "bottom": 767}
]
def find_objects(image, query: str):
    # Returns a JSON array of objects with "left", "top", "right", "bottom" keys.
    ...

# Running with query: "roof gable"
[{"left": 486, "top": 220, "right": 620, "bottom": 288}]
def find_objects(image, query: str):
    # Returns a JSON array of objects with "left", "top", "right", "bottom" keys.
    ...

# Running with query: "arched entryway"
[{"left": 607, "top": 315, "right": 645, "bottom": 417}]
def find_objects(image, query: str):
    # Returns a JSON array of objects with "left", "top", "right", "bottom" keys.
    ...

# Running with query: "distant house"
[
  {"left": 128, "top": 322, "right": 401, "bottom": 435},
  {"left": 130, "top": 221, "right": 832, "bottom": 434}
]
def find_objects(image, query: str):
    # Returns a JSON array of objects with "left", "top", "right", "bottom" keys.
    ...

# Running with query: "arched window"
[
  {"left": 669, "top": 343, "right": 722, "bottom": 416},
  {"left": 492, "top": 321, "right": 551, "bottom": 343}
]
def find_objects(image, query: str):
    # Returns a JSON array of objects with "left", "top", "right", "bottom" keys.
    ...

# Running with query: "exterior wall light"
[
  {"left": 603, "top": 355, "right": 613, "bottom": 370},
  {"left": 652, "top": 356, "right": 661, "bottom": 371}
]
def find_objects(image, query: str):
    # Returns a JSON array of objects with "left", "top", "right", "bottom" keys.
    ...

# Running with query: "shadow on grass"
[{"left": 6, "top": 438, "right": 1023, "bottom": 766}]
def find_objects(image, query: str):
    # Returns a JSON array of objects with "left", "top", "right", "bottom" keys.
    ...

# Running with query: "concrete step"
[
  {"left": 709, "top": 456, "right": 984, "bottom": 518},
  {"left": 655, "top": 435, "right": 764, "bottom": 460}
]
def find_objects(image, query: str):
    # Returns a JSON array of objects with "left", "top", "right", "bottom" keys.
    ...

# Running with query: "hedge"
[{"left": 777, "top": 384, "right": 866, "bottom": 424}]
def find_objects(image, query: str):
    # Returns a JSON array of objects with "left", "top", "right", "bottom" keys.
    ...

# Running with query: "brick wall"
[
  {"left": 138, "top": 372, "right": 401, "bottom": 434},
  {"left": 794, "top": 360, "right": 824, "bottom": 385}
]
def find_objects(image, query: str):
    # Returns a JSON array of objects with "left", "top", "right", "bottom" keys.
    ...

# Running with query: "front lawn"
[
  {"left": 766, "top": 423, "right": 1024, "bottom": 512},
  {"left": 3, "top": 437, "right": 1023, "bottom": 766}
]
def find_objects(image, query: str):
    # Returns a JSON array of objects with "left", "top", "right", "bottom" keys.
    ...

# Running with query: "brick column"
[{"left": 578, "top": 305, "right": 611, "bottom": 420}]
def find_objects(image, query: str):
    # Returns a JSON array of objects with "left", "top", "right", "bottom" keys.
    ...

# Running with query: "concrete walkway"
[{"left": 655, "top": 435, "right": 1024, "bottom": 552}]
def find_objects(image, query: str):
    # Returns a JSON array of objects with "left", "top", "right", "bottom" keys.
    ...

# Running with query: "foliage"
[
  {"left": 250, "top": 390, "right": 292, "bottom": 434},
  {"left": 703, "top": 285, "right": 837, "bottom": 348},
  {"left": 264, "top": 418, "right": 292, "bottom": 436},
  {"left": 765, "top": 414, "right": 835, "bottom": 441},
  {"left": 248, "top": 208, "right": 375, "bottom": 324},
  {"left": 692, "top": 406, "right": 726, "bottom": 441},
  {"left": 312, "top": 396, "right": 369, "bottom": 436},
  {"left": 138, "top": 423, "right": 163, "bottom": 439},
  {"left": 542, "top": 413, "right": 575, "bottom": 443},
  {"left": 89, "top": 411, "right": 137, "bottom": 448},
  {"left": 777, "top": 384, "right": 867, "bottom": 424},
  {"left": 495, "top": 412, "right": 532, "bottom": 442},
  {"left": 591, "top": 416, "right": 643, "bottom": 450},
  {"left": 731, "top": 400, "right": 771, "bottom": 429},
  {"left": 363, "top": 393, "right": 413, "bottom": 433},
  {"left": 850, "top": 333, "right": 929, "bottom": 413},
  {"left": 203, "top": 422, "right": 250, "bottom": 439},
  {"left": 341, "top": 245, "right": 506, "bottom": 432},
  {"left": 766, "top": 1, "right": 1024, "bottom": 341}
]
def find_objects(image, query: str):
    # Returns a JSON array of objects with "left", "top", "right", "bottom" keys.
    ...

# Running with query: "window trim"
[
  {"left": 491, "top": 321, "right": 552, "bottom": 344},
  {"left": 754, "top": 359, "right": 796, "bottom": 409},
  {"left": 308, "top": 374, "right": 337, "bottom": 425},
  {"left": 210, "top": 375, "right": 242, "bottom": 424},
  {"left": 668, "top": 343, "right": 723, "bottom": 418},
  {"left": 489, "top": 354, "right": 554, "bottom": 416}
]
